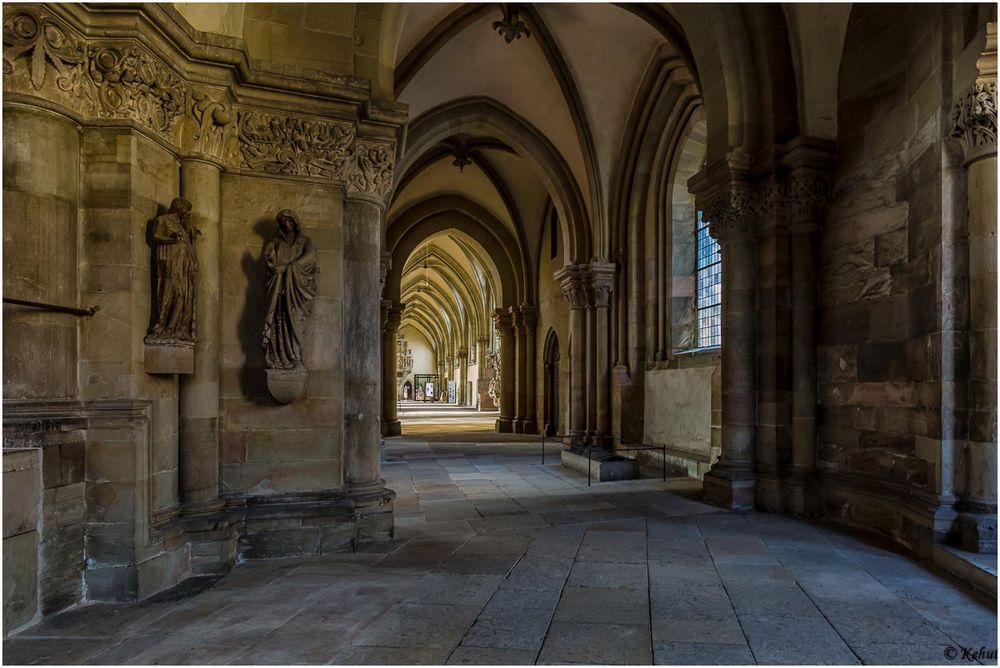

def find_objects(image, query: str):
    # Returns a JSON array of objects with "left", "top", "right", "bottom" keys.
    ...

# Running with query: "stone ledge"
[
  {"left": 933, "top": 543, "right": 998, "bottom": 598},
  {"left": 560, "top": 448, "right": 638, "bottom": 482}
]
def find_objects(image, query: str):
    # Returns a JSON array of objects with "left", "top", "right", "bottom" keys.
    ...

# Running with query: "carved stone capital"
[
  {"left": 520, "top": 305, "right": 538, "bottom": 332},
  {"left": 555, "top": 265, "right": 589, "bottom": 310},
  {"left": 492, "top": 308, "right": 514, "bottom": 336},
  {"left": 385, "top": 303, "right": 403, "bottom": 332},
  {"left": 952, "top": 80, "right": 998, "bottom": 164},
  {"left": 703, "top": 188, "right": 758, "bottom": 242},
  {"left": 347, "top": 140, "right": 395, "bottom": 199},
  {"left": 785, "top": 174, "right": 830, "bottom": 232},
  {"left": 457, "top": 348, "right": 468, "bottom": 360}
]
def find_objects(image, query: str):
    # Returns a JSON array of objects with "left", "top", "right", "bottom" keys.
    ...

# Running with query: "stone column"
[
  {"left": 343, "top": 193, "right": 395, "bottom": 538},
  {"left": 178, "top": 158, "right": 223, "bottom": 514},
  {"left": 511, "top": 306, "right": 527, "bottom": 433},
  {"left": 951, "top": 24, "right": 998, "bottom": 552},
  {"left": 522, "top": 305, "right": 539, "bottom": 434},
  {"left": 458, "top": 349, "right": 468, "bottom": 405},
  {"left": 381, "top": 301, "right": 403, "bottom": 437},
  {"left": 701, "top": 189, "right": 758, "bottom": 509},
  {"left": 493, "top": 308, "right": 515, "bottom": 432},
  {"left": 556, "top": 266, "right": 588, "bottom": 445},
  {"left": 786, "top": 175, "right": 827, "bottom": 516},
  {"left": 590, "top": 262, "right": 615, "bottom": 445}
]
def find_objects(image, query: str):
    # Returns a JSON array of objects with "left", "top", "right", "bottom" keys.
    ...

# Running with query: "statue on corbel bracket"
[
  {"left": 144, "top": 197, "right": 196, "bottom": 374},
  {"left": 262, "top": 209, "right": 317, "bottom": 404}
]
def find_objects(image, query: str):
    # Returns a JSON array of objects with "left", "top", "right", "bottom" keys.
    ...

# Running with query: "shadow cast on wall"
[{"left": 237, "top": 217, "right": 274, "bottom": 405}]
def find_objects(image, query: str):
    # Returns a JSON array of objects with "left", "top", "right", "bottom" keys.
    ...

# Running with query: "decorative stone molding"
[
  {"left": 493, "top": 5, "right": 531, "bottom": 43},
  {"left": 520, "top": 305, "right": 538, "bottom": 332},
  {"left": 348, "top": 140, "right": 395, "bottom": 198},
  {"left": 182, "top": 89, "right": 232, "bottom": 161},
  {"left": 3, "top": 7, "right": 189, "bottom": 137},
  {"left": 785, "top": 174, "right": 830, "bottom": 231},
  {"left": 238, "top": 110, "right": 355, "bottom": 179},
  {"left": 3, "top": 5, "right": 405, "bottom": 179},
  {"left": 702, "top": 187, "right": 758, "bottom": 242},
  {"left": 951, "top": 81, "right": 998, "bottom": 162},
  {"left": 492, "top": 308, "right": 514, "bottom": 335},
  {"left": 587, "top": 261, "right": 616, "bottom": 308},
  {"left": 560, "top": 279, "right": 588, "bottom": 310}
]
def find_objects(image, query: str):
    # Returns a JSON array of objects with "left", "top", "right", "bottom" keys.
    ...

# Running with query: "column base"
[
  {"left": 702, "top": 465, "right": 755, "bottom": 510},
  {"left": 347, "top": 480, "right": 396, "bottom": 548},
  {"left": 496, "top": 417, "right": 514, "bottom": 433},
  {"left": 522, "top": 418, "right": 538, "bottom": 435},
  {"left": 513, "top": 418, "right": 525, "bottom": 433},
  {"left": 180, "top": 506, "right": 238, "bottom": 576},
  {"left": 382, "top": 419, "right": 401, "bottom": 437},
  {"left": 954, "top": 508, "right": 998, "bottom": 553}
]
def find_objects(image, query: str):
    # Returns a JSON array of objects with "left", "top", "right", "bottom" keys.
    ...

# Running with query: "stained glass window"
[{"left": 696, "top": 210, "right": 721, "bottom": 348}]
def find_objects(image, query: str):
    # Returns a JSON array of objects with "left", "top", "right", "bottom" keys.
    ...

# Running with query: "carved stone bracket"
[
  {"left": 492, "top": 308, "right": 514, "bottom": 335},
  {"left": 520, "top": 305, "right": 538, "bottom": 333}
]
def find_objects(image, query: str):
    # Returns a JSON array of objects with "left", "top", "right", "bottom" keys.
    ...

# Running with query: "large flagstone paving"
[{"left": 4, "top": 438, "right": 996, "bottom": 665}]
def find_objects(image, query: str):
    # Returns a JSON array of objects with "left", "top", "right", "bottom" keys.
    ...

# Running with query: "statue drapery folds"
[
  {"left": 146, "top": 197, "right": 196, "bottom": 345},
  {"left": 263, "top": 209, "right": 317, "bottom": 371}
]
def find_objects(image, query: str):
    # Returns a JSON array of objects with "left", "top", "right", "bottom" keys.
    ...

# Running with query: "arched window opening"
[{"left": 695, "top": 210, "right": 721, "bottom": 348}]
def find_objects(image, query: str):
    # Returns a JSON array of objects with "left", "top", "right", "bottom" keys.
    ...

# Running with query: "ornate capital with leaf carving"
[
  {"left": 785, "top": 175, "right": 830, "bottom": 232},
  {"left": 703, "top": 188, "right": 758, "bottom": 242},
  {"left": 347, "top": 140, "right": 395, "bottom": 199},
  {"left": 492, "top": 308, "right": 514, "bottom": 336},
  {"left": 952, "top": 80, "right": 998, "bottom": 164}
]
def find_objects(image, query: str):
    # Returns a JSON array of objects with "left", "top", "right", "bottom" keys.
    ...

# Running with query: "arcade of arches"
[{"left": 2, "top": 2, "right": 998, "bottom": 662}]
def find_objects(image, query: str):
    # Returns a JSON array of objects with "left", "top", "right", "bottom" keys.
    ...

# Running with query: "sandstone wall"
[{"left": 819, "top": 4, "right": 950, "bottom": 549}]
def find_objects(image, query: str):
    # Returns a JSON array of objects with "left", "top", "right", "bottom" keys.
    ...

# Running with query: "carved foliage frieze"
[
  {"left": 3, "top": 8, "right": 94, "bottom": 109},
  {"left": 238, "top": 110, "right": 356, "bottom": 179},
  {"left": 348, "top": 140, "right": 395, "bottom": 197},
  {"left": 87, "top": 45, "right": 187, "bottom": 134},
  {"left": 951, "top": 80, "right": 998, "bottom": 156},
  {"left": 3, "top": 7, "right": 188, "bottom": 137}
]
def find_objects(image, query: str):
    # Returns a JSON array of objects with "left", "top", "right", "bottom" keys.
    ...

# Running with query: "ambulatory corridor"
[{"left": 5, "top": 436, "right": 996, "bottom": 665}]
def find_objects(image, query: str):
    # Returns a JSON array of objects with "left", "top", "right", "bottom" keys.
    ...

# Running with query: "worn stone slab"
[
  {"left": 653, "top": 641, "right": 756, "bottom": 665},
  {"left": 650, "top": 583, "right": 737, "bottom": 622},
  {"left": 740, "top": 614, "right": 860, "bottom": 664},
  {"left": 461, "top": 607, "right": 552, "bottom": 651},
  {"left": 552, "top": 587, "right": 649, "bottom": 625},
  {"left": 405, "top": 574, "right": 504, "bottom": 608},
  {"left": 566, "top": 561, "right": 648, "bottom": 590},
  {"left": 538, "top": 621, "right": 652, "bottom": 664},
  {"left": 351, "top": 603, "right": 480, "bottom": 649},
  {"left": 334, "top": 645, "right": 453, "bottom": 664},
  {"left": 502, "top": 556, "right": 573, "bottom": 591},
  {"left": 651, "top": 616, "right": 746, "bottom": 645},
  {"left": 447, "top": 646, "right": 538, "bottom": 665}
]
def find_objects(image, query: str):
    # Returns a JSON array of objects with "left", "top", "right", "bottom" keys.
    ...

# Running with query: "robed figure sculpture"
[
  {"left": 147, "top": 197, "right": 196, "bottom": 343},
  {"left": 262, "top": 209, "right": 317, "bottom": 402}
]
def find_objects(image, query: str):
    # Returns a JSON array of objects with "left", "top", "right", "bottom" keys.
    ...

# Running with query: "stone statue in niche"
[
  {"left": 263, "top": 209, "right": 317, "bottom": 403},
  {"left": 144, "top": 197, "right": 196, "bottom": 374}
]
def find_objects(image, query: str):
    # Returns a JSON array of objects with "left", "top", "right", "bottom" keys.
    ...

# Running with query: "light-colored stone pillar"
[
  {"left": 511, "top": 306, "right": 527, "bottom": 433},
  {"left": 381, "top": 301, "right": 403, "bottom": 437},
  {"left": 786, "top": 175, "right": 827, "bottom": 516},
  {"left": 522, "top": 305, "right": 538, "bottom": 434},
  {"left": 556, "top": 266, "right": 588, "bottom": 445},
  {"left": 343, "top": 193, "right": 395, "bottom": 536},
  {"left": 458, "top": 349, "right": 468, "bottom": 405},
  {"left": 590, "top": 262, "right": 615, "bottom": 444},
  {"left": 701, "top": 188, "right": 758, "bottom": 509},
  {"left": 493, "top": 308, "right": 515, "bottom": 432},
  {"left": 178, "top": 159, "right": 223, "bottom": 513},
  {"left": 951, "top": 24, "right": 998, "bottom": 551}
]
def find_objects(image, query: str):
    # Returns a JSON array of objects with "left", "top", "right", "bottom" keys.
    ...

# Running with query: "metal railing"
[{"left": 3, "top": 297, "right": 99, "bottom": 316}]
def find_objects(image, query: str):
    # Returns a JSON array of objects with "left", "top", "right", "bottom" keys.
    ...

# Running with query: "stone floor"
[{"left": 4, "top": 434, "right": 997, "bottom": 665}]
